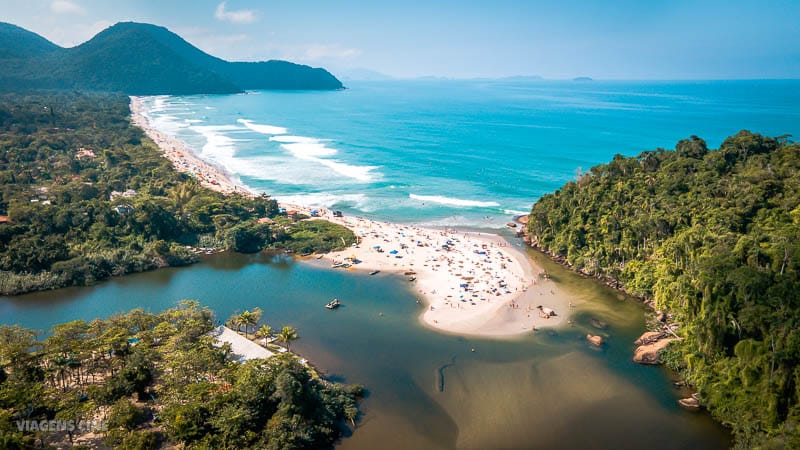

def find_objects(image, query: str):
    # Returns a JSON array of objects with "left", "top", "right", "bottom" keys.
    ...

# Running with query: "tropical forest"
[
  {"left": 527, "top": 131, "right": 800, "bottom": 448},
  {"left": 0, "top": 301, "right": 362, "bottom": 449},
  {"left": 0, "top": 91, "right": 355, "bottom": 295}
]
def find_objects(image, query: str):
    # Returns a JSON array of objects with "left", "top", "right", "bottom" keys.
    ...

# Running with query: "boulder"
[
  {"left": 656, "top": 311, "right": 667, "bottom": 323},
  {"left": 586, "top": 334, "right": 604, "bottom": 346},
  {"left": 590, "top": 318, "right": 608, "bottom": 329},
  {"left": 678, "top": 397, "right": 701, "bottom": 411},
  {"left": 633, "top": 338, "right": 675, "bottom": 364},
  {"left": 634, "top": 331, "right": 667, "bottom": 346}
]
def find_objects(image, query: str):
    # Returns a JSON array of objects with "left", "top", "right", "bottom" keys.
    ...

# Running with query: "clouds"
[
  {"left": 50, "top": 0, "right": 85, "bottom": 15},
  {"left": 214, "top": 2, "right": 257, "bottom": 24}
]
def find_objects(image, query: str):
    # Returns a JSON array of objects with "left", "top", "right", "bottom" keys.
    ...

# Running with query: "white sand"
[
  {"left": 212, "top": 326, "right": 274, "bottom": 362},
  {"left": 317, "top": 212, "right": 571, "bottom": 337},
  {"left": 130, "top": 98, "right": 571, "bottom": 338}
]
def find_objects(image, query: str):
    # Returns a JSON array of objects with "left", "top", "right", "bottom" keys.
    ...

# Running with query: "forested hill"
[
  {"left": 0, "top": 22, "right": 343, "bottom": 94},
  {"left": 528, "top": 131, "right": 800, "bottom": 448}
]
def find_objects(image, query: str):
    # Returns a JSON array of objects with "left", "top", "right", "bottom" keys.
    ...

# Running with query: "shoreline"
[
  {"left": 130, "top": 96, "right": 571, "bottom": 337},
  {"left": 311, "top": 212, "right": 571, "bottom": 337},
  {"left": 130, "top": 96, "right": 255, "bottom": 197}
]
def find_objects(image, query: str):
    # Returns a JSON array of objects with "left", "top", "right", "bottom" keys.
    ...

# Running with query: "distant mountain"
[{"left": 0, "top": 22, "right": 343, "bottom": 94}]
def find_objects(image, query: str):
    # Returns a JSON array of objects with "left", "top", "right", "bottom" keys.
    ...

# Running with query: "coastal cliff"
[{"left": 525, "top": 131, "right": 800, "bottom": 448}]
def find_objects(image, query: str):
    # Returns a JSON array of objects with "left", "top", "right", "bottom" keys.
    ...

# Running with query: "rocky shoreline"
[{"left": 515, "top": 215, "right": 701, "bottom": 410}]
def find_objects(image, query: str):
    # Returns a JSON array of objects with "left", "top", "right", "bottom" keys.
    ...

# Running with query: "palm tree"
[
  {"left": 238, "top": 311, "right": 254, "bottom": 338},
  {"left": 278, "top": 326, "right": 298, "bottom": 352},
  {"left": 256, "top": 324, "right": 272, "bottom": 342},
  {"left": 250, "top": 308, "right": 263, "bottom": 335},
  {"left": 345, "top": 405, "right": 358, "bottom": 428},
  {"left": 168, "top": 184, "right": 196, "bottom": 217},
  {"left": 226, "top": 313, "right": 242, "bottom": 334}
]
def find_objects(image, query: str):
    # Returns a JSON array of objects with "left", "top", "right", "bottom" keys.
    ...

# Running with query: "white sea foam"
[
  {"left": 409, "top": 194, "right": 500, "bottom": 208},
  {"left": 188, "top": 125, "right": 242, "bottom": 159},
  {"left": 503, "top": 209, "right": 529, "bottom": 216},
  {"left": 276, "top": 193, "right": 371, "bottom": 210},
  {"left": 281, "top": 142, "right": 338, "bottom": 158},
  {"left": 273, "top": 137, "right": 378, "bottom": 182},
  {"left": 237, "top": 119, "right": 288, "bottom": 135},
  {"left": 314, "top": 158, "right": 378, "bottom": 182}
]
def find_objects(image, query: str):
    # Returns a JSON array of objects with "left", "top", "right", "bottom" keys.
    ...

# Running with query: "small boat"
[
  {"left": 369, "top": 270, "right": 380, "bottom": 276},
  {"left": 325, "top": 299, "right": 341, "bottom": 309},
  {"left": 403, "top": 271, "right": 417, "bottom": 276}
]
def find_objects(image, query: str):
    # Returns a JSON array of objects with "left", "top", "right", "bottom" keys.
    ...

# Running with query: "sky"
[{"left": 1, "top": 0, "right": 798, "bottom": 79}]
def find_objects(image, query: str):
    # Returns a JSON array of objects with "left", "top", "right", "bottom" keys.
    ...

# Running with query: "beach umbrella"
[
  {"left": 389, "top": 249, "right": 399, "bottom": 254},
  {"left": 373, "top": 245, "right": 381, "bottom": 249}
]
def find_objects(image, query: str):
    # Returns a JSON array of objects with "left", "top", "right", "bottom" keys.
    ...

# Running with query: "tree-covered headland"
[
  {"left": 528, "top": 131, "right": 800, "bottom": 447},
  {"left": 0, "top": 301, "right": 363, "bottom": 449},
  {"left": 0, "top": 92, "right": 355, "bottom": 295}
]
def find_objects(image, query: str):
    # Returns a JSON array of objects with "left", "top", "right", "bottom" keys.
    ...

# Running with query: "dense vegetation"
[
  {"left": 528, "top": 131, "right": 800, "bottom": 447},
  {"left": 0, "top": 301, "right": 362, "bottom": 449},
  {"left": 0, "top": 22, "right": 343, "bottom": 94},
  {"left": 0, "top": 91, "right": 355, "bottom": 295}
]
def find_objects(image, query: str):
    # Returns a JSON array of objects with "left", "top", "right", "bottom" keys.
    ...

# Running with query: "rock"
[
  {"left": 678, "top": 397, "right": 700, "bottom": 411},
  {"left": 634, "top": 331, "right": 667, "bottom": 346},
  {"left": 586, "top": 334, "right": 604, "bottom": 346},
  {"left": 656, "top": 311, "right": 667, "bottom": 323},
  {"left": 590, "top": 318, "right": 608, "bottom": 329},
  {"left": 633, "top": 338, "right": 675, "bottom": 364}
]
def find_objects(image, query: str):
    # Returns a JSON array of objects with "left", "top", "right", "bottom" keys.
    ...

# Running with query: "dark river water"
[{"left": 0, "top": 242, "right": 730, "bottom": 449}]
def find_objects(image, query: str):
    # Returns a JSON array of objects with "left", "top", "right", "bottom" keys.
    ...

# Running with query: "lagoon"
[{"left": 0, "top": 241, "right": 730, "bottom": 449}]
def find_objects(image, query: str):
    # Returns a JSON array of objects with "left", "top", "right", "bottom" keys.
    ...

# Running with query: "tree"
[
  {"left": 256, "top": 324, "right": 273, "bottom": 341},
  {"left": 278, "top": 326, "right": 298, "bottom": 352},
  {"left": 226, "top": 313, "right": 242, "bottom": 334},
  {"left": 237, "top": 310, "right": 254, "bottom": 338}
]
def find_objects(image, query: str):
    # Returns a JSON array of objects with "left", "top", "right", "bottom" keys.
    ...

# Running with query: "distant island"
[
  {"left": 0, "top": 22, "right": 343, "bottom": 94},
  {"left": 573, "top": 76, "right": 593, "bottom": 81}
]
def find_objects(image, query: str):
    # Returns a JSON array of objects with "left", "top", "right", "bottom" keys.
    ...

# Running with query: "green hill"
[
  {"left": 528, "top": 131, "right": 800, "bottom": 448},
  {"left": 0, "top": 21, "right": 343, "bottom": 94},
  {"left": 0, "top": 22, "right": 59, "bottom": 59}
]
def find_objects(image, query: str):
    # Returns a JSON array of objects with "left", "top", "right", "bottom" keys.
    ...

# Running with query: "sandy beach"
[
  {"left": 316, "top": 212, "right": 571, "bottom": 337},
  {"left": 130, "top": 97, "right": 571, "bottom": 337},
  {"left": 130, "top": 96, "right": 251, "bottom": 196}
]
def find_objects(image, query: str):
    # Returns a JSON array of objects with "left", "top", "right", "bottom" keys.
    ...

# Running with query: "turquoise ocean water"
[{"left": 140, "top": 79, "right": 800, "bottom": 227}]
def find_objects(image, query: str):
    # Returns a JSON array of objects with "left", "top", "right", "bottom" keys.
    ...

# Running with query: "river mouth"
[{"left": 0, "top": 248, "right": 730, "bottom": 449}]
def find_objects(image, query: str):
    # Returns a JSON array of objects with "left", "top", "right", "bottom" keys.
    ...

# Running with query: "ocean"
[{"left": 139, "top": 79, "right": 800, "bottom": 228}]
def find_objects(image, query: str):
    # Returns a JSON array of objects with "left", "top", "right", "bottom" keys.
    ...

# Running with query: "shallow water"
[{"left": 0, "top": 245, "right": 730, "bottom": 449}]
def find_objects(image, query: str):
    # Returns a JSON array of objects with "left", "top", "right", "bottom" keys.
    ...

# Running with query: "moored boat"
[{"left": 325, "top": 299, "right": 341, "bottom": 309}]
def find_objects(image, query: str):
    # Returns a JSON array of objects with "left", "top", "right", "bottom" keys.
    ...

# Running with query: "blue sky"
[{"left": 1, "top": 0, "right": 798, "bottom": 79}]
